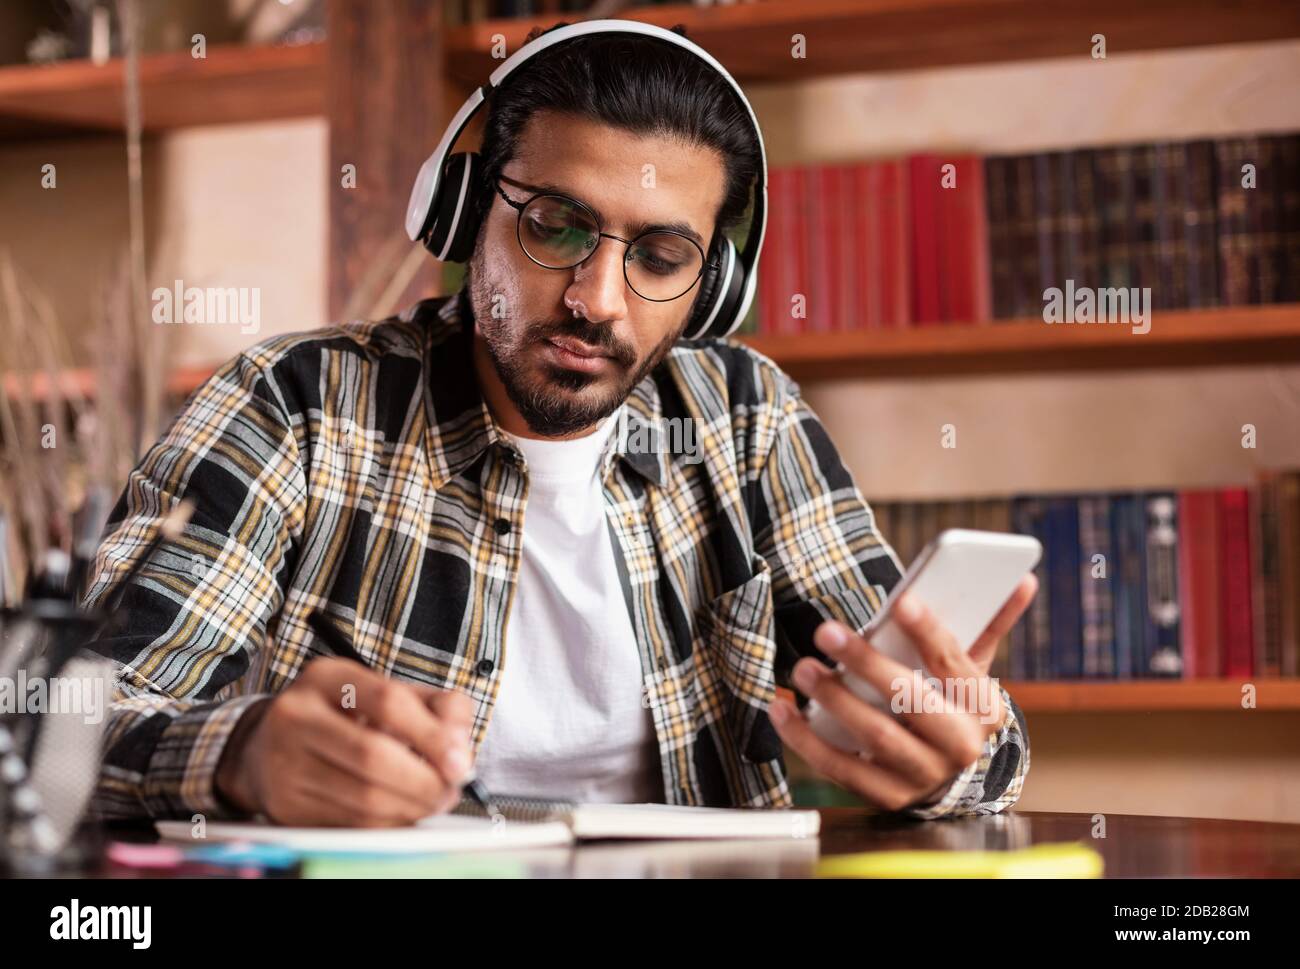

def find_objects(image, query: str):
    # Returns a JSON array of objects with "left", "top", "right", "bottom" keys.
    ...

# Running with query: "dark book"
[
  {"left": 1251, "top": 473, "right": 1283, "bottom": 678},
  {"left": 1011, "top": 496, "right": 1051, "bottom": 680},
  {"left": 1182, "top": 140, "right": 1220, "bottom": 308},
  {"left": 1143, "top": 493, "right": 1183, "bottom": 677},
  {"left": 1110, "top": 492, "right": 1147, "bottom": 679},
  {"left": 1032, "top": 152, "right": 1061, "bottom": 309},
  {"left": 1128, "top": 143, "right": 1161, "bottom": 303},
  {"left": 985, "top": 156, "right": 1016, "bottom": 319},
  {"left": 1153, "top": 143, "right": 1189, "bottom": 310},
  {"left": 1078, "top": 494, "right": 1116, "bottom": 678},
  {"left": 1095, "top": 145, "right": 1138, "bottom": 296},
  {"left": 1215, "top": 136, "right": 1262, "bottom": 306},
  {"left": 1268, "top": 133, "right": 1300, "bottom": 303},
  {"left": 1058, "top": 149, "right": 1103, "bottom": 300},
  {"left": 1044, "top": 497, "right": 1083, "bottom": 678}
]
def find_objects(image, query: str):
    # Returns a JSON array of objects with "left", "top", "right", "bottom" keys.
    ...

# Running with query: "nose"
[{"left": 564, "top": 237, "right": 628, "bottom": 324}]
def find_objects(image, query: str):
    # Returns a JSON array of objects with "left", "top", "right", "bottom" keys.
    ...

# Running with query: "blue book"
[
  {"left": 1012, "top": 496, "right": 1051, "bottom": 680},
  {"left": 1110, "top": 493, "right": 1148, "bottom": 679},
  {"left": 1078, "top": 495, "right": 1116, "bottom": 678},
  {"left": 1044, "top": 497, "right": 1083, "bottom": 678}
]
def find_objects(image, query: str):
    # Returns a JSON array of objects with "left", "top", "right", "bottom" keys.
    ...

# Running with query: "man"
[{"left": 83, "top": 23, "right": 1035, "bottom": 825}]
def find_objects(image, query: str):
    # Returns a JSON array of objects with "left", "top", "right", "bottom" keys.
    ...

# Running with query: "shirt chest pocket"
[{"left": 694, "top": 555, "right": 784, "bottom": 765}]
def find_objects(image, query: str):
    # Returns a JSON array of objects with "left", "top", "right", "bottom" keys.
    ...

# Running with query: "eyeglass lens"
[{"left": 517, "top": 194, "right": 705, "bottom": 301}]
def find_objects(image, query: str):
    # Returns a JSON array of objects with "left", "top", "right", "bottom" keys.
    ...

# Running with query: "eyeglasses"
[{"left": 493, "top": 175, "right": 712, "bottom": 302}]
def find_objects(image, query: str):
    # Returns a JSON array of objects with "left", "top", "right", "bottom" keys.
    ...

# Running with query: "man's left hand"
[{"left": 769, "top": 575, "right": 1037, "bottom": 812}]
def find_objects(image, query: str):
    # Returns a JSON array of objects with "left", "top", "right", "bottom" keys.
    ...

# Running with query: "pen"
[{"left": 305, "top": 609, "right": 500, "bottom": 820}]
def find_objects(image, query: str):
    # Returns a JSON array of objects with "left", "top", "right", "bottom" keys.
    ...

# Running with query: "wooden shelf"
[
  {"left": 1004, "top": 679, "right": 1300, "bottom": 712},
  {"left": 3, "top": 1, "right": 1296, "bottom": 139},
  {"left": 445, "top": 0, "right": 1300, "bottom": 87},
  {"left": 738, "top": 304, "right": 1300, "bottom": 380},
  {"left": 2, "top": 365, "right": 213, "bottom": 402},
  {"left": 0, "top": 40, "right": 325, "bottom": 139}
]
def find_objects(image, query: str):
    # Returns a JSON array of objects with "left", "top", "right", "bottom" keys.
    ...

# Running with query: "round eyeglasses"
[{"left": 494, "top": 177, "right": 712, "bottom": 302}]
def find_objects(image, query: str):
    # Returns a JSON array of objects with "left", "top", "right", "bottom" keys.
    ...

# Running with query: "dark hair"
[{"left": 473, "top": 22, "right": 761, "bottom": 252}]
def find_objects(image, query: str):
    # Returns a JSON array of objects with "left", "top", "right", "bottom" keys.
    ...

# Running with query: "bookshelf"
[
  {"left": 741, "top": 305, "right": 1300, "bottom": 380},
  {"left": 444, "top": 0, "right": 1300, "bottom": 85},
  {"left": 3, "top": 1, "right": 1299, "bottom": 139},
  {"left": 0, "top": 40, "right": 325, "bottom": 139},
  {"left": 1003, "top": 679, "right": 1300, "bottom": 712},
  {"left": 2, "top": 4, "right": 1297, "bottom": 725}
]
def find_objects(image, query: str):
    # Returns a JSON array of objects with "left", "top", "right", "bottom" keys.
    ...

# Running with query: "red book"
[
  {"left": 828, "top": 165, "right": 858, "bottom": 331},
  {"left": 852, "top": 163, "right": 880, "bottom": 329},
  {"left": 856, "top": 161, "right": 911, "bottom": 329},
  {"left": 937, "top": 155, "right": 993, "bottom": 324},
  {"left": 1217, "top": 487, "right": 1255, "bottom": 678},
  {"left": 909, "top": 154, "right": 943, "bottom": 325},
  {"left": 1177, "top": 490, "right": 1221, "bottom": 679},
  {"left": 784, "top": 166, "right": 810, "bottom": 335},
  {"left": 805, "top": 164, "right": 835, "bottom": 332},
  {"left": 758, "top": 167, "right": 786, "bottom": 335}
]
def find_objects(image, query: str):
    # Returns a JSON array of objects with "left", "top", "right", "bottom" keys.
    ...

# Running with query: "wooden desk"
[{"left": 95, "top": 809, "right": 1300, "bottom": 878}]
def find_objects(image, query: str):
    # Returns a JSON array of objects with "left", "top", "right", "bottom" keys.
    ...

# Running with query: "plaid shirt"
[{"left": 82, "top": 290, "right": 1029, "bottom": 821}]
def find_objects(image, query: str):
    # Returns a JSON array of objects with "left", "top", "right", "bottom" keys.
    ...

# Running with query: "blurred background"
[{"left": 1, "top": 0, "right": 1298, "bottom": 823}]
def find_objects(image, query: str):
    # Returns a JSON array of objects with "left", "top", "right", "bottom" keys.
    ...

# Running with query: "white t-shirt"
[{"left": 473, "top": 408, "right": 662, "bottom": 803}]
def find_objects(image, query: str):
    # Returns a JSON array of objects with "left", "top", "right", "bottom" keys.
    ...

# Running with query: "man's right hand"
[{"left": 215, "top": 657, "right": 476, "bottom": 826}]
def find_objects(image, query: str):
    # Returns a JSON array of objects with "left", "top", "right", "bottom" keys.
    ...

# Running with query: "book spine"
[
  {"left": 1218, "top": 487, "right": 1255, "bottom": 678},
  {"left": 1096, "top": 145, "right": 1136, "bottom": 295},
  {"left": 1046, "top": 497, "right": 1083, "bottom": 679},
  {"left": 1183, "top": 140, "right": 1220, "bottom": 308},
  {"left": 1078, "top": 494, "right": 1116, "bottom": 678},
  {"left": 1278, "top": 472, "right": 1300, "bottom": 677},
  {"left": 909, "top": 155, "right": 942, "bottom": 325},
  {"left": 1143, "top": 493, "right": 1183, "bottom": 677},
  {"left": 1251, "top": 473, "right": 1282, "bottom": 678},
  {"left": 1216, "top": 137, "right": 1257, "bottom": 306},
  {"left": 985, "top": 157, "right": 1015, "bottom": 320}
]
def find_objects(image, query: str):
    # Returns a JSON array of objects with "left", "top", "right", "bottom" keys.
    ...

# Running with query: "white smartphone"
[{"left": 805, "top": 528, "right": 1041, "bottom": 755}]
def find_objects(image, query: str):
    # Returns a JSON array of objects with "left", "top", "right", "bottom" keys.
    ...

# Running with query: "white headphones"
[{"left": 404, "top": 19, "right": 768, "bottom": 339}]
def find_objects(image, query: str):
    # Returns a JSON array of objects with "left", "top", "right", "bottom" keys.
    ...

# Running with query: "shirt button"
[
  {"left": 477, "top": 658, "right": 495, "bottom": 675},
  {"left": 493, "top": 517, "right": 512, "bottom": 535}
]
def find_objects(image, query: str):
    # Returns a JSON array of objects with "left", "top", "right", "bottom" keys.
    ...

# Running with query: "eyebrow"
[{"left": 503, "top": 175, "right": 707, "bottom": 247}]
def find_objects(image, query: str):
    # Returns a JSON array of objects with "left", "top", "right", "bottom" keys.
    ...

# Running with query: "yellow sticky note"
[{"left": 816, "top": 841, "right": 1103, "bottom": 879}]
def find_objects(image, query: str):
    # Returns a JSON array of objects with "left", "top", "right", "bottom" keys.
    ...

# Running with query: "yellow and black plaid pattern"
[{"left": 82, "top": 290, "right": 1028, "bottom": 820}]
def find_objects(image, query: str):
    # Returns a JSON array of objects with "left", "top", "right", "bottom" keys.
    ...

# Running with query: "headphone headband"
[{"left": 405, "top": 19, "right": 767, "bottom": 339}]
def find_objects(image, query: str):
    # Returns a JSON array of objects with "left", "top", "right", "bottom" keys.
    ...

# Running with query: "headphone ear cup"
[
  {"left": 683, "top": 236, "right": 745, "bottom": 340},
  {"left": 423, "top": 152, "right": 483, "bottom": 263}
]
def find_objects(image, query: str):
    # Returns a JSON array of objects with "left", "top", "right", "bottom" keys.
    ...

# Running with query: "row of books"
[
  {"left": 870, "top": 471, "right": 1300, "bottom": 682},
  {"left": 750, "top": 132, "right": 1300, "bottom": 334},
  {"left": 987, "top": 133, "right": 1300, "bottom": 319},
  {"left": 444, "top": 0, "right": 684, "bottom": 23}
]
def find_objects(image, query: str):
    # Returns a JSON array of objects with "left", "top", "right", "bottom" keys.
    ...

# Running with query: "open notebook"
[{"left": 155, "top": 796, "right": 821, "bottom": 854}]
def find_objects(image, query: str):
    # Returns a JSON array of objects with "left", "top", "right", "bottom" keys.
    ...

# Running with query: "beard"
[{"left": 468, "top": 254, "right": 686, "bottom": 437}]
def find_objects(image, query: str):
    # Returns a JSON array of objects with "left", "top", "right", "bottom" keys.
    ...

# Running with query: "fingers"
[
  {"left": 300, "top": 658, "right": 472, "bottom": 783},
  {"left": 968, "top": 574, "right": 1038, "bottom": 672},
  {"left": 293, "top": 748, "right": 445, "bottom": 827},
  {"left": 415, "top": 686, "right": 476, "bottom": 743},
  {"left": 293, "top": 695, "right": 460, "bottom": 810},
  {"left": 889, "top": 593, "right": 977, "bottom": 682},
  {"left": 768, "top": 697, "right": 921, "bottom": 812},
  {"left": 790, "top": 661, "right": 952, "bottom": 792}
]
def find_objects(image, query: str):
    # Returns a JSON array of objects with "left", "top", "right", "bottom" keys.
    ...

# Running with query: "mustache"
[{"left": 531, "top": 318, "right": 637, "bottom": 368}]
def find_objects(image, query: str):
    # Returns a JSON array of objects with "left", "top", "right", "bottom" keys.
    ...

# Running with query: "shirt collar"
[{"left": 419, "top": 289, "right": 668, "bottom": 490}]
